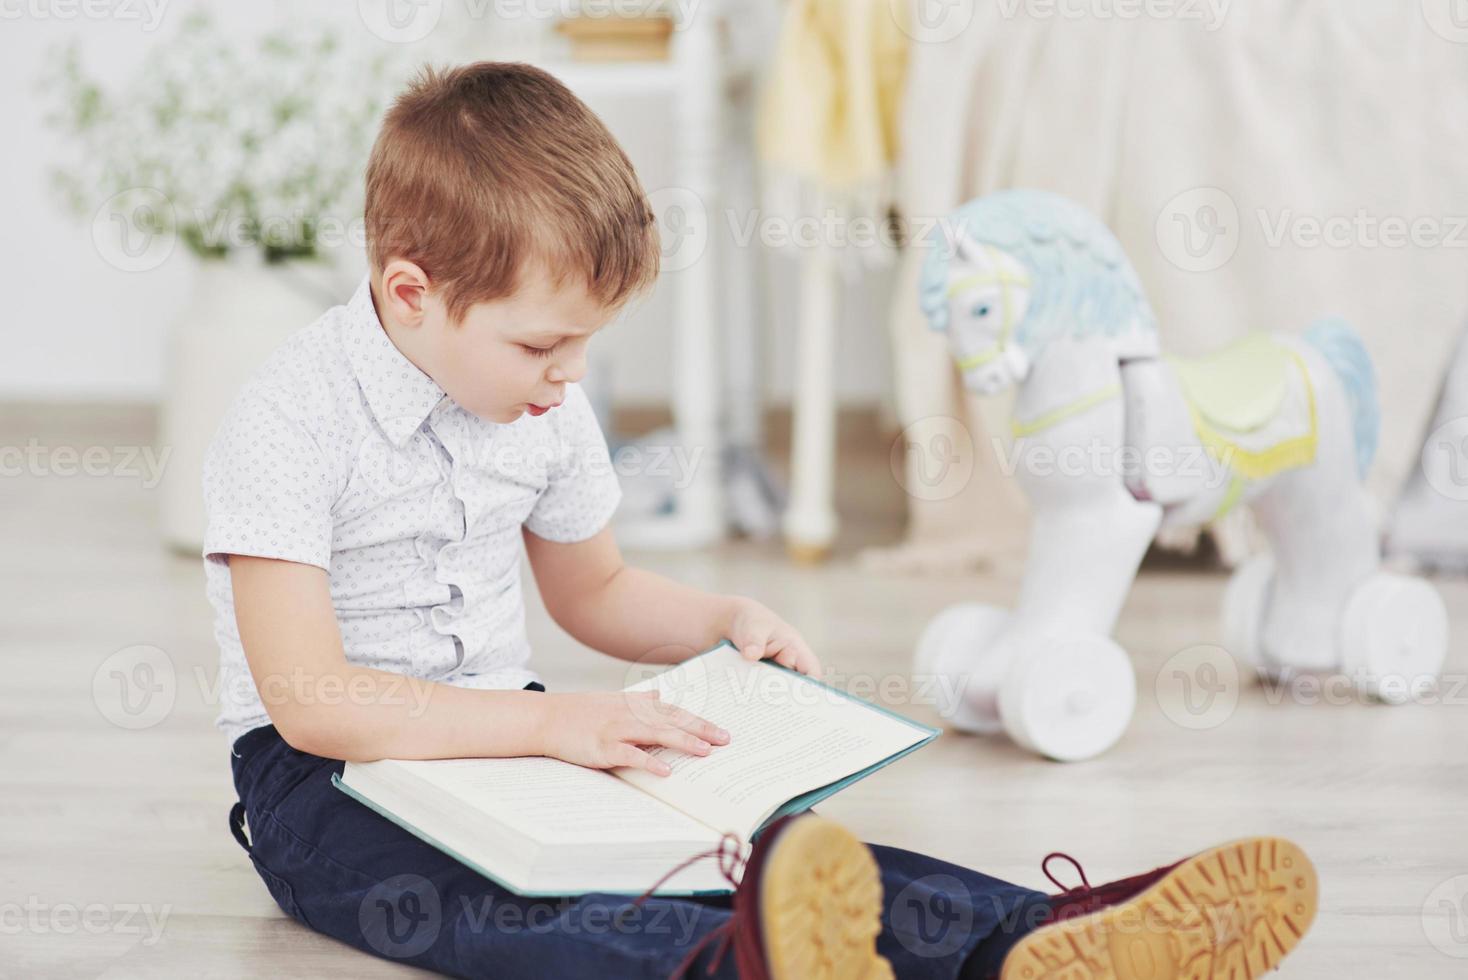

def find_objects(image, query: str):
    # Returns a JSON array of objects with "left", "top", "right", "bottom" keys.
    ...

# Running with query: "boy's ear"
[{"left": 379, "top": 259, "right": 431, "bottom": 327}]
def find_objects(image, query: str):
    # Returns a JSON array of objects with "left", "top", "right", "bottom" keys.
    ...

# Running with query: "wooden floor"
[{"left": 3, "top": 404, "right": 1466, "bottom": 978}]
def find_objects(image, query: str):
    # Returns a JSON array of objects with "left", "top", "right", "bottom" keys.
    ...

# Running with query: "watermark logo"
[
  {"left": 92, "top": 187, "right": 175, "bottom": 273},
  {"left": 648, "top": 186, "right": 709, "bottom": 274},
  {"left": 1155, "top": 187, "right": 1240, "bottom": 273},
  {"left": 891, "top": 416, "right": 975, "bottom": 502},
  {"left": 890, "top": 875, "right": 975, "bottom": 958},
  {"left": 359, "top": 874, "right": 442, "bottom": 958},
  {"left": 358, "top": 424, "right": 434, "bottom": 496},
  {"left": 1423, "top": 874, "right": 1468, "bottom": 958},
  {"left": 1422, "top": 0, "right": 1468, "bottom": 44},
  {"left": 1422, "top": 416, "right": 1468, "bottom": 502},
  {"left": 358, "top": 0, "right": 443, "bottom": 42},
  {"left": 892, "top": 0, "right": 975, "bottom": 44},
  {"left": 93, "top": 645, "right": 176, "bottom": 730},
  {"left": 1155, "top": 643, "right": 1240, "bottom": 730}
]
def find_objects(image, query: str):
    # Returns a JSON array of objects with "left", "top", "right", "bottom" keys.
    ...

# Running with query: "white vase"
[{"left": 158, "top": 251, "right": 332, "bottom": 554}]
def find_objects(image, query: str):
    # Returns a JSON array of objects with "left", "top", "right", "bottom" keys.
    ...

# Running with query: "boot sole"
[
  {"left": 760, "top": 815, "right": 894, "bottom": 980},
  {"left": 1000, "top": 836, "right": 1318, "bottom": 980}
]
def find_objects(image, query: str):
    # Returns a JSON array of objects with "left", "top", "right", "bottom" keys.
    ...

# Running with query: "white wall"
[{"left": 0, "top": 0, "right": 894, "bottom": 409}]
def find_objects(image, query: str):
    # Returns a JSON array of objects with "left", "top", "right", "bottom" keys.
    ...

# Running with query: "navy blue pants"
[{"left": 228, "top": 717, "right": 1050, "bottom": 979}]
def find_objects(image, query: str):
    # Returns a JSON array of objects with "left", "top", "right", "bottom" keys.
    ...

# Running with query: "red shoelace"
[
  {"left": 628, "top": 832, "right": 764, "bottom": 979},
  {"left": 1042, "top": 852, "right": 1109, "bottom": 921},
  {"left": 1042, "top": 852, "right": 1093, "bottom": 893},
  {"left": 1041, "top": 851, "right": 1178, "bottom": 922}
]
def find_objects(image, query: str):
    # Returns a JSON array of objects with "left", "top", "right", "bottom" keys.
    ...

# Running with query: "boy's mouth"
[{"left": 526, "top": 401, "right": 561, "bottom": 417}]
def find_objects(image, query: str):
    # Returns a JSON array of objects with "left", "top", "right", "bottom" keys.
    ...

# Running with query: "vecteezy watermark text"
[
  {"left": 357, "top": 0, "right": 702, "bottom": 44},
  {"left": 995, "top": 0, "right": 1229, "bottom": 31},
  {"left": 0, "top": 897, "right": 170, "bottom": 946},
  {"left": 0, "top": 0, "right": 169, "bottom": 30},
  {"left": 1156, "top": 186, "right": 1468, "bottom": 273},
  {"left": 0, "top": 439, "right": 170, "bottom": 488}
]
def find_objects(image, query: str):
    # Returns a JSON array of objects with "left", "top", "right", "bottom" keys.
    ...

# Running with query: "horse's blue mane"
[{"left": 920, "top": 190, "right": 1157, "bottom": 351}]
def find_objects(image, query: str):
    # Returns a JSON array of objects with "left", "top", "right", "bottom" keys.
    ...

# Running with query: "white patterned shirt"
[{"left": 202, "top": 275, "right": 622, "bottom": 747}]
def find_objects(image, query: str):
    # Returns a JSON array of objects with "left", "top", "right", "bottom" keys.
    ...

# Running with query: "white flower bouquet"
[{"left": 46, "top": 13, "right": 402, "bottom": 262}]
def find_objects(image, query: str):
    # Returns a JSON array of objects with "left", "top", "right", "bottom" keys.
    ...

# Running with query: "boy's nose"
[{"left": 549, "top": 353, "right": 587, "bottom": 385}]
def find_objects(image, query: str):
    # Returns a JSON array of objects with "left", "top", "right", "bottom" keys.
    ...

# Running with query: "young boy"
[{"left": 204, "top": 62, "right": 1317, "bottom": 979}]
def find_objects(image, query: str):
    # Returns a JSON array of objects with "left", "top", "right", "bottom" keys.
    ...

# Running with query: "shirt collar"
[{"left": 343, "top": 275, "right": 447, "bottom": 447}]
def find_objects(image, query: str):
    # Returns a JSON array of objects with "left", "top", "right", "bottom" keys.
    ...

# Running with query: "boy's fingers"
[
  {"left": 614, "top": 743, "right": 671, "bottom": 777},
  {"left": 741, "top": 642, "right": 766, "bottom": 661},
  {"left": 640, "top": 698, "right": 680, "bottom": 724},
  {"left": 663, "top": 705, "right": 730, "bottom": 743},
  {"left": 782, "top": 634, "right": 817, "bottom": 675},
  {"left": 770, "top": 638, "right": 821, "bottom": 679},
  {"left": 648, "top": 727, "right": 713, "bottom": 757},
  {"left": 643, "top": 696, "right": 678, "bottom": 717},
  {"left": 795, "top": 642, "right": 823, "bottom": 679},
  {"left": 625, "top": 725, "right": 709, "bottom": 759},
  {"left": 625, "top": 689, "right": 674, "bottom": 728}
]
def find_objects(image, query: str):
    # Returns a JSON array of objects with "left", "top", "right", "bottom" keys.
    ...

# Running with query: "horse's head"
[
  {"left": 921, "top": 190, "right": 1158, "bottom": 395},
  {"left": 924, "top": 237, "right": 1035, "bottom": 395}
]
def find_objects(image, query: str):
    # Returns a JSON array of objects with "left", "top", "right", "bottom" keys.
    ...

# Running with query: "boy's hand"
[
  {"left": 534, "top": 691, "right": 730, "bottom": 777},
  {"left": 726, "top": 598, "right": 824, "bottom": 680}
]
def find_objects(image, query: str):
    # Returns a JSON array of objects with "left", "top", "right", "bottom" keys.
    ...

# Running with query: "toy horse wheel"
[
  {"left": 1221, "top": 554, "right": 1276, "bottom": 677},
  {"left": 1339, "top": 573, "right": 1448, "bottom": 705},
  {"left": 997, "top": 635, "right": 1136, "bottom": 762},
  {"left": 914, "top": 603, "right": 1012, "bottom": 734}
]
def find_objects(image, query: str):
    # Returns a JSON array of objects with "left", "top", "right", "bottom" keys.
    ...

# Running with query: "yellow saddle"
[{"left": 1168, "top": 334, "right": 1318, "bottom": 481}]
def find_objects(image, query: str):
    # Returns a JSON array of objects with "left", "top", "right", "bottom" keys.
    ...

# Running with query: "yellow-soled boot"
[{"left": 1000, "top": 837, "right": 1317, "bottom": 980}]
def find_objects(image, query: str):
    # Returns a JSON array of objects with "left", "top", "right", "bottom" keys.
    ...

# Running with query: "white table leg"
[
  {"left": 719, "top": 79, "right": 782, "bottom": 539},
  {"left": 616, "top": 8, "right": 726, "bottom": 550},
  {"left": 783, "top": 249, "right": 840, "bottom": 561},
  {"left": 669, "top": 7, "right": 723, "bottom": 546}
]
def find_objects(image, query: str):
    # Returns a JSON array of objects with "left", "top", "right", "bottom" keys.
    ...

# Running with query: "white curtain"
[{"left": 892, "top": 1, "right": 1468, "bottom": 515}]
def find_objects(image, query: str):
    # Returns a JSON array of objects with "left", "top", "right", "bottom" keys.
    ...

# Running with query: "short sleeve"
[
  {"left": 202, "top": 385, "right": 338, "bottom": 570},
  {"left": 523, "top": 383, "right": 623, "bottom": 543}
]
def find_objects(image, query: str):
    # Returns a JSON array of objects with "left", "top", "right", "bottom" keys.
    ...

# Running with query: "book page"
[
  {"left": 375, "top": 755, "right": 721, "bottom": 846},
  {"left": 616, "top": 645, "right": 929, "bottom": 838}
]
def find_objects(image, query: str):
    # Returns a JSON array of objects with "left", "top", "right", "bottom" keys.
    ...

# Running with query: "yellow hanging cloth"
[{"left": 756, "top": 0, "right": 910, "bottom": 192}]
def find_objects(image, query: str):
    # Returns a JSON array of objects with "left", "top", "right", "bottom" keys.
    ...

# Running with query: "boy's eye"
[{"left": 521, "top": 343, "right": 556, "bottom": 358}]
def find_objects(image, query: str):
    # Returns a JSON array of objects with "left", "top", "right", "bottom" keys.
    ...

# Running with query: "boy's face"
[{"left": 376, "top": 262, "right": 617, "bottom": 425}]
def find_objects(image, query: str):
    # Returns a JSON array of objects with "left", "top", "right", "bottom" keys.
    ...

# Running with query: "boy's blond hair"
[{"left": 365, "top": 62, "right": 660, "bottom": 322}]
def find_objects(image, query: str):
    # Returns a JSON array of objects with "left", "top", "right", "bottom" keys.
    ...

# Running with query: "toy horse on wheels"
[{"left": 914, "top": 190, "right": 1448, "bottom": 761}]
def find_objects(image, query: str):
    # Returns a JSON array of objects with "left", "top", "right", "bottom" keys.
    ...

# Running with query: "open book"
[{"left": 332, "top": 641, "right": 938, "bottom": 896}]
